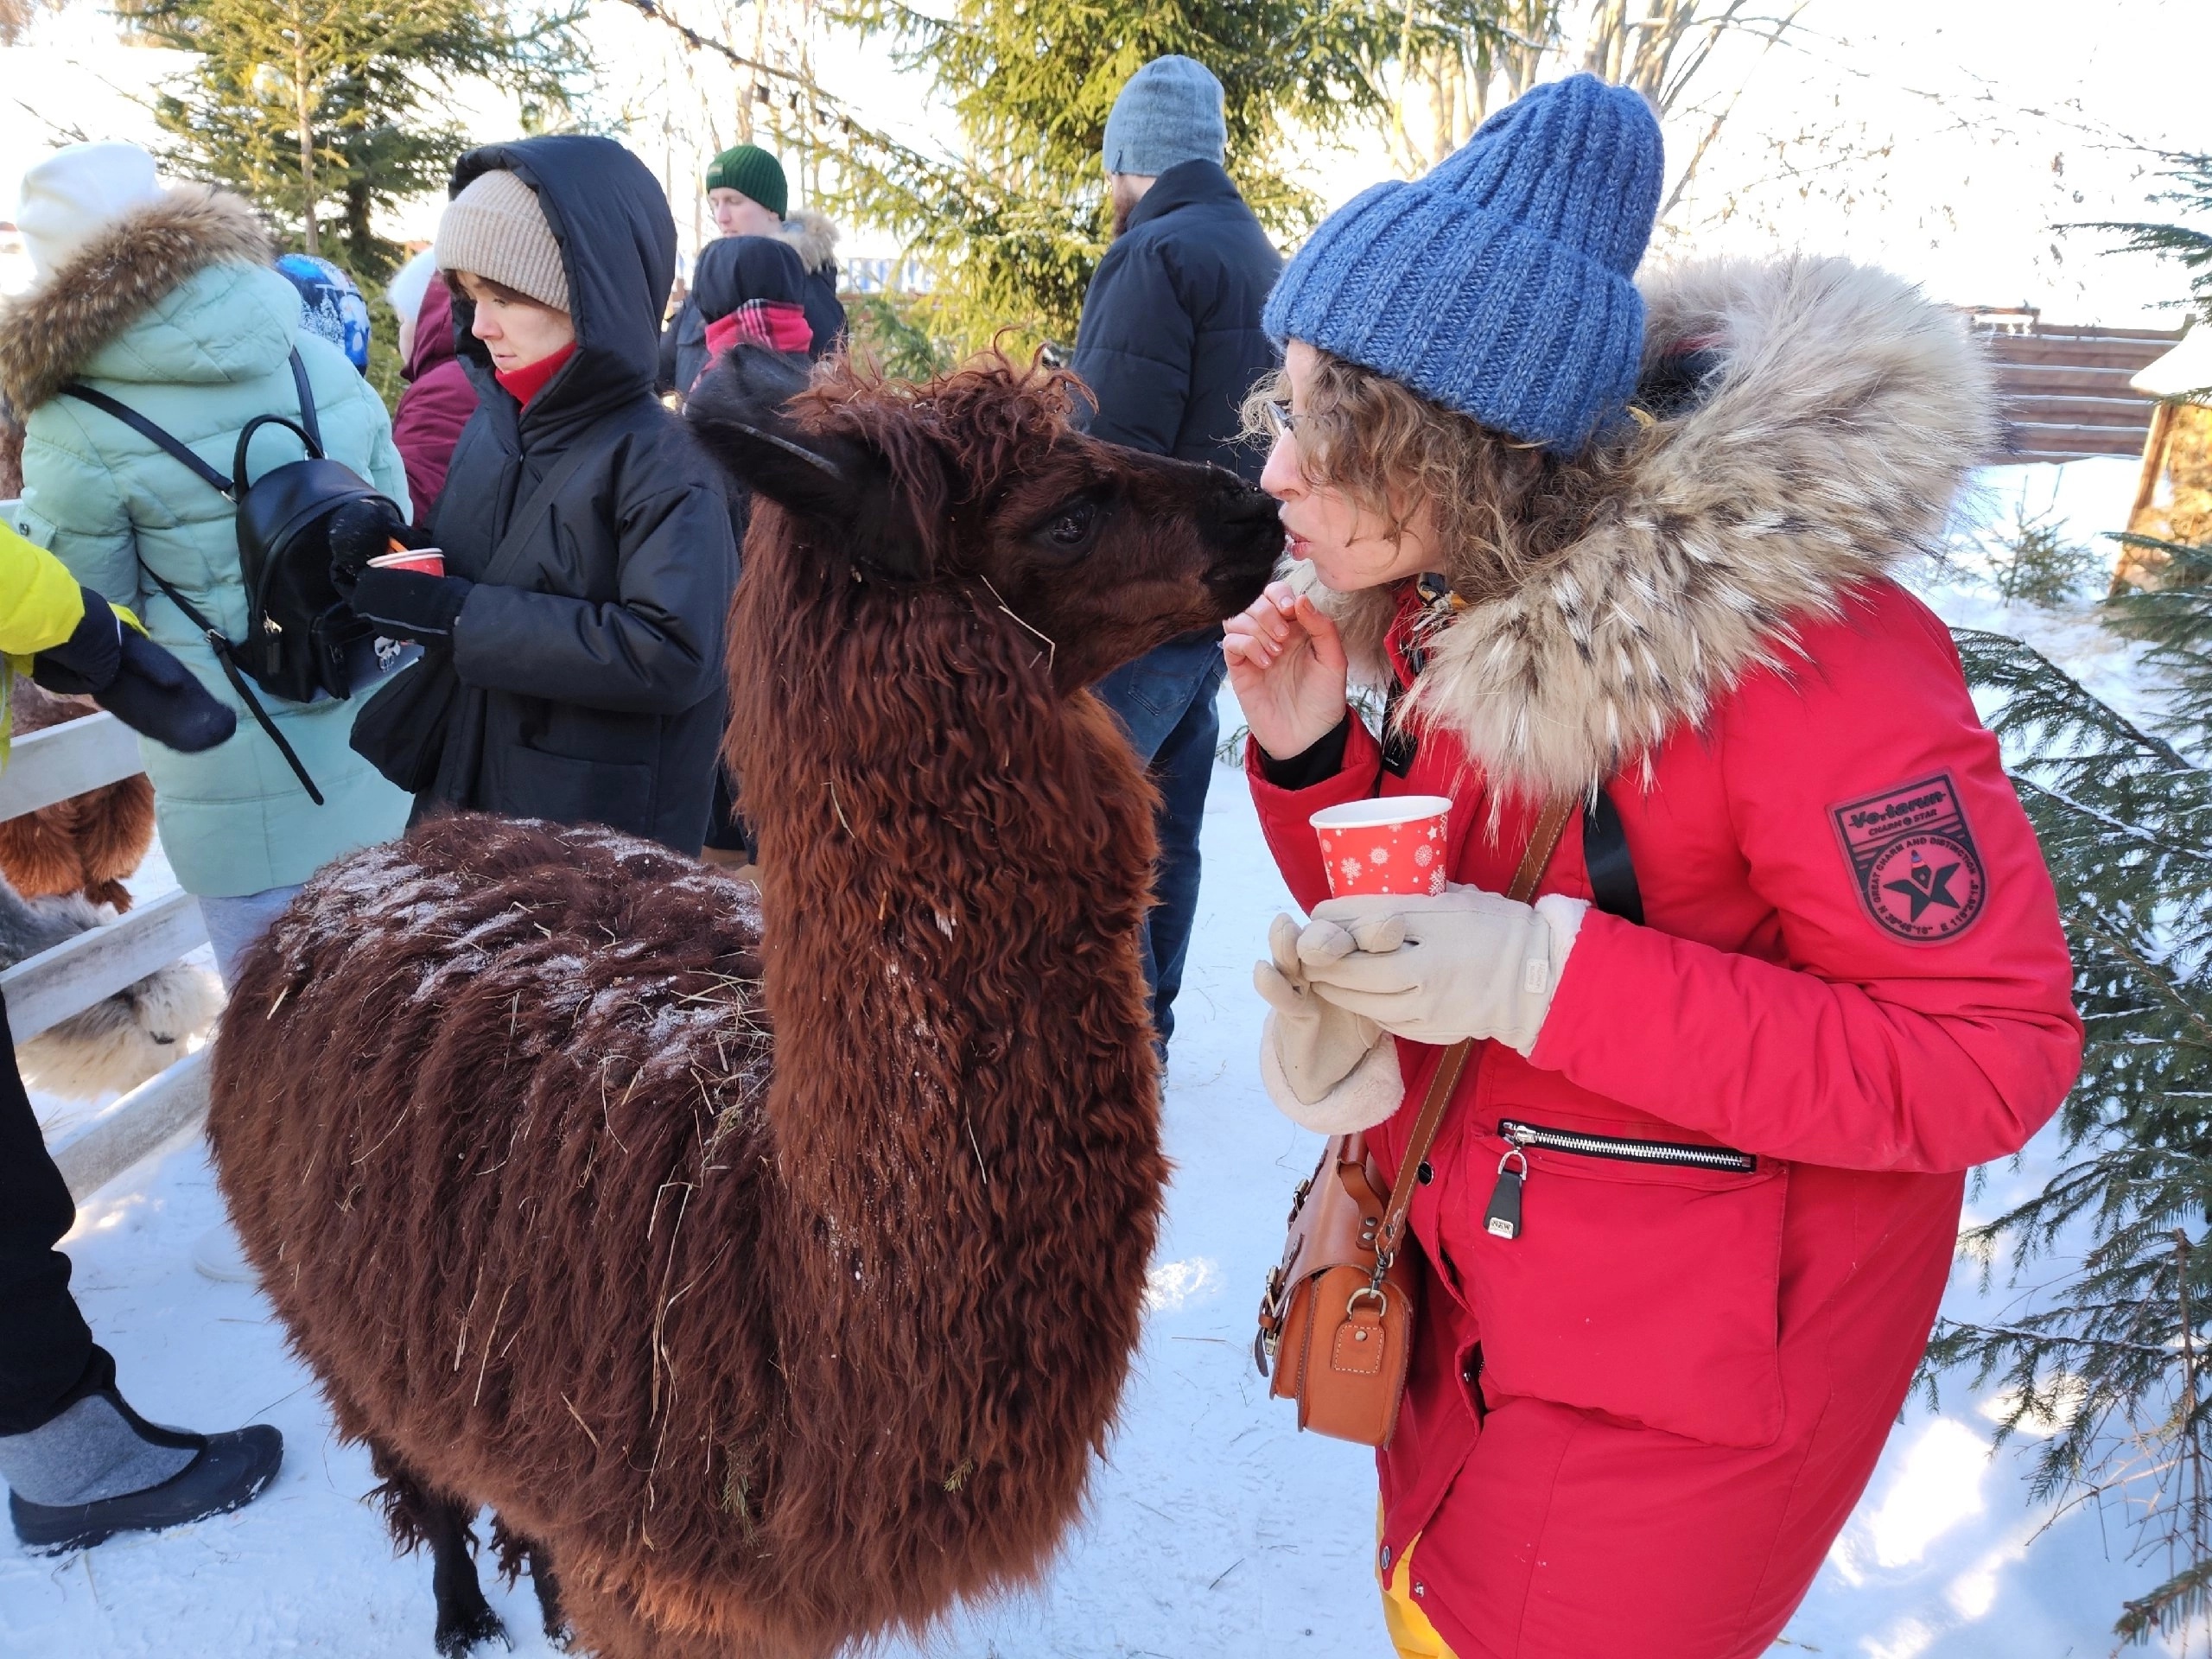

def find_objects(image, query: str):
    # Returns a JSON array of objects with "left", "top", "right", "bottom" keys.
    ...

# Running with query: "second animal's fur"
[
  {"left": 0, "top": 876, "right": 220, "bottom": 1099},
  {"left": 0, "top": 683, "right": 156, "bottom": 912}
]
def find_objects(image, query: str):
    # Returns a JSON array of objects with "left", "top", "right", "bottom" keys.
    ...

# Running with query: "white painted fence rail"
[
  {"left": 3, "top": 709, "right": 215, "bottom": 1200},
  {"left": 0, "top": 713, "right": 146, "bottom": 823}
]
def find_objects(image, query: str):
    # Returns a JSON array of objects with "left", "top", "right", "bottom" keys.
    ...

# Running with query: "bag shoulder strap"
[
  {"left": 1372, "top": 796, "right": 1573, "bottom": 1270},
  {"left": 479, "top": 435, "right": 616, "bottom": 588},
  {"left": 63, "top": 346, "right": 321, "bottom": 491},
  {"left": 58, "top": 384, "right": 234, "bottom": 497},
  {"left": 287, "top": 347, "right": 322, "bottom": 452},
  {"left": 1583, "top": 783, "right": 1643, "bottom": 925},
  {"left": 133, "top": 558, "right": 326, "bottom": 807}
]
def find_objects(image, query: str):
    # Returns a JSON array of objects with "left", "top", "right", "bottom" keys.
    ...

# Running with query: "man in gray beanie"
[{"left": 1072, "top": 54, "right": 1282, "bottom": 1048}]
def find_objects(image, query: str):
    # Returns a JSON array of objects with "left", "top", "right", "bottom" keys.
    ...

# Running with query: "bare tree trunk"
[{"left": 292, "top": 5, "right": 319, "bottom": 256}]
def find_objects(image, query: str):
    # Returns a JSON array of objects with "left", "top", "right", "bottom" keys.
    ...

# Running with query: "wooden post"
[{"left": 2132, "top": 400, "right": 2177, "bottom": 533}]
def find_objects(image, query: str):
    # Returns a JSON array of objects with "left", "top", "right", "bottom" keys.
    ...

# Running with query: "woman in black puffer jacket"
[{"left": 346, "top": 136, "right": 738, "bottom": 856}]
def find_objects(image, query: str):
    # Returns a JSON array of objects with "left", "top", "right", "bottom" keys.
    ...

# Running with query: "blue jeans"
[{"left": 1094, "top": 631, "right": 1226, "bottom": 1047}]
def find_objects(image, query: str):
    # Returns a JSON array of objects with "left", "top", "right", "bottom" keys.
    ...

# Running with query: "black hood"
[
  {"left": 1122, "top": 159, "right": 1249, "bottom": 235},
  {"left": 447, "top": 136, "right": 677, "bottom": 436},
  {"left": 691, "top": 234, "right": 808, "bottom": 325}
]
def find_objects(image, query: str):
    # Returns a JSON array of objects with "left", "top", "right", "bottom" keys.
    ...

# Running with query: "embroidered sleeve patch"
[{"left": 1830, "top": 772, "right": 1987, "bottom": 943}]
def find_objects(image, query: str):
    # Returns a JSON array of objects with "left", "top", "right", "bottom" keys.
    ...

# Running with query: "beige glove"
[
  {"left": 1254, "top": 914, "right": 1405, "bottom": 1134},
  {"left": 1297, "top": 886, "right": 1591, "bottom": 1056}
]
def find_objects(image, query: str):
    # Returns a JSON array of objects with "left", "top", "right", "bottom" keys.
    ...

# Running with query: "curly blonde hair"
[{"left": 1242, "top": 349, "right": 1617, "bottom": 605}]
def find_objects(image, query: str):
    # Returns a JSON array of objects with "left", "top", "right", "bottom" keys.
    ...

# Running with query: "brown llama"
[{"left": 206, "top": 346, "right": 1282, "bottom": 1659}]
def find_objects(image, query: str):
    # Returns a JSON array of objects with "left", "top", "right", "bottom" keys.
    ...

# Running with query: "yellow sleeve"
[{"left": 0, "top": 520, "right": 91, "bottom": 658}]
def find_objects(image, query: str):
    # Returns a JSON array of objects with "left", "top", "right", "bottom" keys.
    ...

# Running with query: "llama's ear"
[
  {"left": 685, "top": 346, "right": 851, "bottom": 520},
  {"left": 686, "top": 346, "right": 936, "bottom": 583}
]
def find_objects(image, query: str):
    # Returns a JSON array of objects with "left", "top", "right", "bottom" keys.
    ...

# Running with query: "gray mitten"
[{"left": 1254, "top": 914, "right": 1405, "bottom": 1134}]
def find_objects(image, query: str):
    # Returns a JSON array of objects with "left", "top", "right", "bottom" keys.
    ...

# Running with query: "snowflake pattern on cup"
[{"left": 1310, "top": 798, "right": 1453, "bottom": 897}]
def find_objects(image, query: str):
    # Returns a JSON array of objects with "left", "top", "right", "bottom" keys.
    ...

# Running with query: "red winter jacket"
[
  {"left": 1248, "top": 258, "right": 2081, "bottom": 1659},
  {"left": 391, "top": 279, "right": 479, "bottom": 528}
]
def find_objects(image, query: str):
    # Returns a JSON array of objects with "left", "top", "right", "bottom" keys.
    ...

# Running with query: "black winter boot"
[{"left": 0, "top": 1363, "right": 282, "bottom": 1553}]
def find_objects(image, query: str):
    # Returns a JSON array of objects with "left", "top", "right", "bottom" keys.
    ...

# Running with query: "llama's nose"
[{"left": 1218, "top": 484, "right": 1283, "bottom": 531}]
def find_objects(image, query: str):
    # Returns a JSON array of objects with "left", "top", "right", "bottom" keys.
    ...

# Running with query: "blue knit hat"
[
  {"left": 1263, "top": 74, "right": 1662, "bottom": 455},
  {"left": 1103, "top": 56, "right": 1226, "bottom": 176}
]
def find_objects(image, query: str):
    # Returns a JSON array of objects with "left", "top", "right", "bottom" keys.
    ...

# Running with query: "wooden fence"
[
  {"left": 1976, "top": 317, "right": 2186, "bottom": 463},
  {"left": 2, "top": 709, "right": 213, "bottom": 1202}
]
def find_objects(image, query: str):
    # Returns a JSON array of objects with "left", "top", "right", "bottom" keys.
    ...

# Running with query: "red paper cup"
[
  {"left": 367, "top": 548, "right": 446, "bottom": 576},
  {"left": 1310, "top": 795, "right": 1453, "bottom": 898}
]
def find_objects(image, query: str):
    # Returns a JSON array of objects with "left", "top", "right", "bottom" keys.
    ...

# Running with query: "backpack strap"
[
  {"left": 134, "top": 559, "right": 326, "bottom": 807},
  {"left": 57, "top": 384, "right": 235, "bottom": 497},
  {"left": 232, "top": 413, "right": 321, "bottom": 492},
  {"left": 286, "top": 347, "right": 322, "bottom": 452}
]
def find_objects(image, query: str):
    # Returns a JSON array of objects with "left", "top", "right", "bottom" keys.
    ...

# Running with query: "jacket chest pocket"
[{"left": 1454, "top": 1117, "right": 1788, "bottom": 1449}]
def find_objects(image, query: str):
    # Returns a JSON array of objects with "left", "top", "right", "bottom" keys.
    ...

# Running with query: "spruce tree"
[
  {"left": 823, "top": 0, "right": 1451, "bottom": 353},
  {"left": 1923, "top": 157, "right": 2212, "bottom": 1645},
  {"left": 122, "top": 0, "right": 588, "bottom": 280},
  {"left": 1930, "top": 598, "right": 2212, "bottom": 1647},
  {"left": 2083, "top": 151, "right": 2212, "bottom": 321}
]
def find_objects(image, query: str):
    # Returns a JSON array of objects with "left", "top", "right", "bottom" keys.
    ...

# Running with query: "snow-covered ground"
[{"left": 0, "top": 458, "right": 2173, "bottom": 1658}]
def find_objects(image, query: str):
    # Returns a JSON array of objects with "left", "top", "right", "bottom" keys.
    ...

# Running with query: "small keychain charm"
[{"left": 1484, "top": 1147, "right": 1528, "bottom": 1240}]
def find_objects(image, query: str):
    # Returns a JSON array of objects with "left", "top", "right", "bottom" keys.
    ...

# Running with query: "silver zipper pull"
[{"left": 1484, "top": 1147, "right": 1528, "bottom": 1240}]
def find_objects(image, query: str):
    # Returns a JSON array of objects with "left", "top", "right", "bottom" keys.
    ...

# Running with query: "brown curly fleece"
[
  {"left": 0, "top": 684, "right": 153, "bottom": 912},
  {"left": 0, "top": 186, "right": 271, "bottom": 413},
  {"left": 207, "top": 353, "right": 1282, "bottom": 1659}
]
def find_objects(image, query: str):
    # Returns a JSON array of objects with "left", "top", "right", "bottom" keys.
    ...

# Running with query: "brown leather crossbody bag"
[{"left": 1254, "top": 798, "right": 1573, "bottom": 1447}]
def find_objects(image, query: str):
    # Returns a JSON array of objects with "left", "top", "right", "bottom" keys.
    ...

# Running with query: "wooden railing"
[{"left": 2, "top": 710, "right": 213, "bottom": 1202}]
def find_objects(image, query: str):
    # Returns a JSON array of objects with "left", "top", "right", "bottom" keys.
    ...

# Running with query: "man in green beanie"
[
  {"left": 704, "top": 143, "right": 788, "bottom": 238},
  {"left": 659, "top": 143, "right": 846, "bottom": 396}
]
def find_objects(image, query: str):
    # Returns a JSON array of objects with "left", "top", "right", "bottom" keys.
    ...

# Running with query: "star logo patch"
[{"left": 1830, "top": 772, "right": 1988, "bottom": 944}]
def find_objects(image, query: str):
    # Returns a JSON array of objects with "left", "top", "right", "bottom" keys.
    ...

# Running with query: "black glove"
[
  {"left": 347, "top": 567, "right": 474, "bottom": 640},
  {"left": 327, "top": 498, "right": 426, "bottom": 599},
  {"left": 99, "top": 630, "right": 238, "bottom": 753},
  {"left": 29, "top": 585, "right": 124, "bottom": 696},
  {"left": 31, "top": 587, "right": 237, "bottom": 753}
]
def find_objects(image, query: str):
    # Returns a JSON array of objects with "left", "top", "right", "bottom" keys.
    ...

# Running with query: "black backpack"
[{"left": 59, "top": 349, "right": 402, "bottom": 804}]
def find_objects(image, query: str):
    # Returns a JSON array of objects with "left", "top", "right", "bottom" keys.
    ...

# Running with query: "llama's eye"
[{"left": 1042, "top": 503, "right": 1096, "bottom": 548}]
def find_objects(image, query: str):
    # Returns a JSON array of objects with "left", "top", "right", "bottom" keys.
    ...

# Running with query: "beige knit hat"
[{"left": 434, "top": 168, "right": 569, "bottom": 313}]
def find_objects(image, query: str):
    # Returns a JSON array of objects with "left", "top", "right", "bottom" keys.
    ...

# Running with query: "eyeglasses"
[{"left": 1258, "top": 398, "right": 1300, "bottom": 439}]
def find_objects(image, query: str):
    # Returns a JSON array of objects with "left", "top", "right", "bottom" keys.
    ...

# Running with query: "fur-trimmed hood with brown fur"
[
  {"left": 1305, "top": 255, "right": 1997, "bottom": 804},
  {"left": 0, "top": 186, "right": 272, "bottom": 413},
  {"left": 776, "top": 207, "right": 838, "bottom": 276}
]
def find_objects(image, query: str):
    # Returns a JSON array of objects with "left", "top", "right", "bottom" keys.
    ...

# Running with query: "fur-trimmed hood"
[
  {"left": 1307, "top": 255, "right": 1997, "bottom": 804},
  {"left": 778, "top": 207, "right": 839, "bottom": 276},
  {"left": 0, "top": 186, "right": 273, "bottom": 413}
]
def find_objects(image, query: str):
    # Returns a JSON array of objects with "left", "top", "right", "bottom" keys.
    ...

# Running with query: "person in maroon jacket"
[
  {"left": 1227, "top": 79, "right": 2081, "bottom": 1659},
  {"left": 389, "top": 276, "right": 479, "bottom": 527}
]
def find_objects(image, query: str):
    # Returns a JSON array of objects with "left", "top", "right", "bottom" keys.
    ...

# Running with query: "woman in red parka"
[{"left": 1227, "top": 76, "right": 2081, "bottom": 1659}]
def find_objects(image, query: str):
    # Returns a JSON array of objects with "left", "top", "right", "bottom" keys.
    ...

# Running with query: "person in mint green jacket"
[{"left": 0, "top": 144, "right": 413, "bottom": 983}]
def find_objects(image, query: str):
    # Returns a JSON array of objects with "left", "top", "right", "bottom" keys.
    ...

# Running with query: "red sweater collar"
[{"left": 494, "top": 341, "right": 577, "bottom": 409}]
